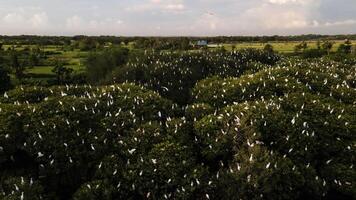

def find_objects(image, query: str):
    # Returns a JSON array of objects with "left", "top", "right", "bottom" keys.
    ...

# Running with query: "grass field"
[
  {"left": 26, "top": 65, "right": 85, "bottom": 75},
  {"left": 222, "top": 40, "right": 355, "bottom": 53},
  {"left": 5, "top": 45, "right": 90, "bottom": 76},
  {"left": 3, "top": 40, "right": 354, "bottom": 78}
]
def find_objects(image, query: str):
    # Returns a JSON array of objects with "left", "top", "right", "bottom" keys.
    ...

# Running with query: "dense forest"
[
  {"left": 0, "top": 36, "right": 355, "bottom": 199},
  {"left": 1, "top": 34, "right": 356, "bottom": 45}
]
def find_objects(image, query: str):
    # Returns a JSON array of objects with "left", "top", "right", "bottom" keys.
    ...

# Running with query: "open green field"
[
  {"left": 26, "top": 65, "right": 85, "bottom": 75},
  {"left": 2, "top": 40, "right": 355, "bottom": 79},
  {"left": 222, "top": 40, "right": 355, "bottom": 53},
  {"left": 2, "top": 44, "right": 89, "bottom": 76}
]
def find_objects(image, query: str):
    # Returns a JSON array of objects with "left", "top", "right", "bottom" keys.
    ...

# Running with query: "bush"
[
  {"left": 112, "top": 49, "right": 279, "bottom": 104},
  {"left": 0, "top": 55, "right": 355, "bottom": 199},
  {"left": 212, "top": 146, "right": 323, "bottom": 200},
  {"left": 203, "top": 93, "right": 356, "bottom": 198},
  {"left": 185, "top": 103, "right": 214, "bottom": 121},
  {"left": 194, "top": 114, "right": 236, "bottom": 165},
  {"left": 86, "top": 47, "right": 129, "bottom": 84},
  {"left": 193, "top": 59, "right": 356, "bottom": 107},
  {"left": 192, "top": 70, "right": 307, "bottom": 107},
  {"left": 301, "top": 49, "right": 326, "bottom": 59},
  {"left": 121, "top": 141, "right": 210, "bottom": 199},
  {"left": 0, "top": 66, "right": 12, "bottom": 94},
  {"left": 0, "top": 84, "right": 175, "bottom": 199},
  {"left": 0, "top": 177, "right": 44, "bottom": 200}
]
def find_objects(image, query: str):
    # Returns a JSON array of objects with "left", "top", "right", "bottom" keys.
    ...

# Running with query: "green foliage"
[
  {"left": 0, "top": 47, "right": 355, "bottom": 200},
  {"left": 206, "top": 93, "right": 356, "bottom": 198},
  {"left": 0, "top": 177, "right": 44, "bottom": 200},
  {"left": 213, "top": 147, "right": 320, "bottom": 200},
  {"left": 301, "top": 48, "right": 326, "bottom": 59},
  {"left": 193, "top": 59, "right": 355, "bottom": 107},
  {"left": 76, "top": 37, "right": 99, "bottom": 51},
  {"left": 186, "top": 103, "right": 214, "bottom": 121},
  {"left": 86, "top": 47, "right": 129, "bottom": 84},
  {"left": 321, "top": 40, "right": 334, "bottom": 54},
  {"left": 263, "top": 43, "right": 274, "bottom": 53},
  {"left": 133, "top": 37, "right": 192, "bottom": 50},
  {"left": 112, "top": 49, "right": 279, "bottom": 104},
  {"left": 0, "top": 84, "right": 175, "bottom": 199},
  {"left": 194, "top": 114, "right": 236, "bottom": 164},
  {"left": 294, "top": 41, "right": 308, "bottom": 53},
  {"left": 0, "top": 66, "right": 12, "bottom": 94},
  {"left": 192, "top": 71, "right": 307, "bottom": 107},
  {"left": 27, "top": 47, "right": 43, "bottom": 67},
  {"left": 10, "top": 51, "right": 25, "bottom": 81},
  {"left": 121, "top": 141, "right": 210, "bottom": 199},
  {"left": 337, "top": 40, "right": 353, "bottom": 54},
  {"left": 72, "top": 180, "right": 115, "bottom": 200},
  {"left": 52, "top": 60, "right": 74, "bottom": 84}
]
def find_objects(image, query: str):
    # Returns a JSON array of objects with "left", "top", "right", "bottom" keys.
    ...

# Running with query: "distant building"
[{"left": 196, "top": 40, "right": 208, "bottom": 46}]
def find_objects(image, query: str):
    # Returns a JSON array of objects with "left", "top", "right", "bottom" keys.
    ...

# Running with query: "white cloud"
[
  {"left": 66, "top": 15, "right": 83, "bottom": 29},
  {"left": 232, "top": 0, "right": 323, "bottom": 33},
  {"left": 64, "top": 15, "right": 125, "bottom": 35},
  {"left": 324, "top": 19, "right": 356, "bottom": 27},
  {"left": 164, "top": 4, "right": 185, "bottom": 11},
  {"left": 125, "top": 4, "right": 153, "bottom": 12},
  {"left": 125, "top": 0, "right": 186, "bottom": 13},
  {"left": 241, "top": 5, "right": 310, "bottom": 30},
  {"left": 151, "top": 0, "right": 161, "bottom": 3},
  {"left": 0, "top": 0, "right": 355, "bottom": 35},
  {"left": 29, "top": 12, "right": 48, "bottom": 28},
  {"left": 264, "top": 11, "right": 309, "bottom": 29},
  {"left": 1, "top": 10, "right": 49, "bottom": 34},
  {"left": 267, "top": 0, "right": 316, "bottom": 5},
  {"left": 3, "top": 13, "right": 25, "bottom": 24},
  {"left": 188, "top": 13, "right": 222, "bottom": 35}
]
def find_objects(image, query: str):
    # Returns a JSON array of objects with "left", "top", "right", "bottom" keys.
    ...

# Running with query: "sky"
[{"left": 0, "top": 0, "right": 355, "bottom": 36}]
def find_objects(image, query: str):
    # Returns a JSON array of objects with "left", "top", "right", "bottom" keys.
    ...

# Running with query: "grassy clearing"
[
  {"left": 222, "top": 40, "right": 355, "bottom": 53},
  {"left": 27, "top": 65, "right": 86, "bottom": 75},
  {"left": 3, "top": 41, "right": 354, "bottom": 82},
  {"left": 3, "top": 45, "right": 89, "bottom": 76},
  {"left": 27, "top": 66, "right": 55, "bottom": 75}
]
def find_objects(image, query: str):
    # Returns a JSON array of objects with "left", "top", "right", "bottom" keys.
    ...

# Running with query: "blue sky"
[{"left": 0, "top": 0, "right": 355, "bottom": 36}]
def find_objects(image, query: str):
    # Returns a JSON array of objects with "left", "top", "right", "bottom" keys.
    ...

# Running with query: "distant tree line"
[
  {"left": 291, "top": 39, "right": 355, "bottom": 60},
  {"left": 1, "top": 34, "right": 356, "bottom": 46}
]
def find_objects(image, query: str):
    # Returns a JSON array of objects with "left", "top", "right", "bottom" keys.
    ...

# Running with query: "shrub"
[
  {"left": 0, "top": 66, "right": 12, "bottom": 94},
  {"left": 0, "top": 177, "right": 44, "bottom": 200},
  {"left": 193, "top": 59, "right": 356, "bottom": 107},
  {"left": 204, "top": 93, "right": 356, "bottom": 198},
  {"left": 301, "top": 49, "right": 326, "bottom": 59},
  {"left": 185, "top": 103, "right": 214, "bottom": 121},
  {"left": 0, "top": 84, "right": 174, "bottom": 199},
  {"left": 86, "top": 47, "right": 129, "bottom": 84},
  {"left": 112, "top": 49, "right": 279, "bottom": 104}
]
